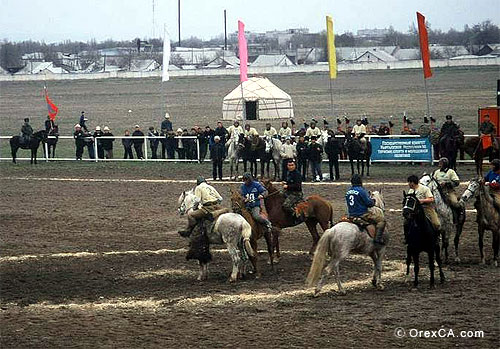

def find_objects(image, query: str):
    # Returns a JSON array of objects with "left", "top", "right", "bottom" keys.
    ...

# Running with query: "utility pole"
[
  {"left": 178, "top": 0, "right": 181, "bottom": 47},
  {"left": 224, "top": 10, "right": 227, "bottom": 51}
]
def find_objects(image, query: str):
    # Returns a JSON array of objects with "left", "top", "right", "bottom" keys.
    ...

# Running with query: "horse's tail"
[
  {"left": 306, "top": 229, "right": 332, "bottom": 287},
  {"left": 241, "top": 220, "right": 255, "bottom": 258}
]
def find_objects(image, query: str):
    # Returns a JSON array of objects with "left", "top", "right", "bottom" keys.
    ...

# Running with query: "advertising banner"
[{"left": 370, "top": 137, "right": 432, "bottom": 162}]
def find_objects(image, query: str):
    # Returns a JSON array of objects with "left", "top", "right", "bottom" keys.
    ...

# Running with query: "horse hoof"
[
  {"left": 376, "top": 284, "right": 385, "bottom": 290},
  {"left": 313, "top": 290, "right": 321, "bottom": 298},
  {"left": 454, "top": 257, "right": 461, "bottom": 263},
  {"left": 228, "top": 277, "right": 237, "bottom": 283}
]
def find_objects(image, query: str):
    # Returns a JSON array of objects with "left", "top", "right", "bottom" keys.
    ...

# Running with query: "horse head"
[
  {"left": 461, "top": 178, "right": 481, "bottom": 203},
  {"left": 371, "top": 190, "right": 385, "bottom": 211},
  {"left": 402, "top": 192, "right": 420, "bottom": 220},
  {"left": 260, "top": 178, "right": 273, "bottom": 191},
  {"left": 178, "top": 188, "right": 198, "bottom": 215}
]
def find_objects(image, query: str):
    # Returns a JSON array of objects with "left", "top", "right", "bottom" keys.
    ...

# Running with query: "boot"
[{"left": 373, "top": 222, "right": 386, "bottom": 245}]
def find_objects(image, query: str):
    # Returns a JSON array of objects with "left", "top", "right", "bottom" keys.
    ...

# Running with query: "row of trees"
[{"left": 1, "top": 20, "right": 498, "bottom": 70}]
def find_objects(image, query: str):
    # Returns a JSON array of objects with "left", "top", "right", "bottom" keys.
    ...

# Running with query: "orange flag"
[{"left": 417, "top": 12, "right": 432, "bottom": 79}]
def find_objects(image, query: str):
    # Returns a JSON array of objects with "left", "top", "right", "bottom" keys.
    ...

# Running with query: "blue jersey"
[
  {"left": 241, "top": 181, "right": 266, "bottom": 208},
  {"left": 484, "top": 170, "right": 500, "bottom": 184},
  {"left": 345, "top": 186, "right": 374, "bottom": 217}
]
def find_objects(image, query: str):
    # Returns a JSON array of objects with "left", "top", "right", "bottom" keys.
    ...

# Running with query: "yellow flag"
[{"left": 326, "top": 15, "right": 337, "bottom": 79}]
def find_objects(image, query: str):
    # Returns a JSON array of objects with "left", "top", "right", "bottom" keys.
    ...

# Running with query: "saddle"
[{"left": 340, "top": 216, "right": 376, "bottom": 238}]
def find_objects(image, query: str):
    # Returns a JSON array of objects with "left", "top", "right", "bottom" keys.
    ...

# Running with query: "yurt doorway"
[{"left": 245, "top": 101, "right": 257, "bottom": 120}]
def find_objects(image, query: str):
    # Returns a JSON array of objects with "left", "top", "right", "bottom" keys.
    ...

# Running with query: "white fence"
[{"left": 0, "top": 134, "right": 477, "bottom": 163}]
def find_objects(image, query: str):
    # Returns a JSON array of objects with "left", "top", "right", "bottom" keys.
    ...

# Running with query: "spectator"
[
  {"left": 79, "top": 111, "right": 88, "bottom": 132},
  {"left": 175, "top": 128, "right": 185, "bottom": 159},
  {"left": 325, "top": 130, "right": 341, "bottom": 181},
  {"left": 122, "top": 130, "right": 134, "bottom": 159},
  {"left": 73, "top": 124, "right": 85, "bottom": 160},
  {"left": 210, "top": 135, "right": 225, "bottom": 181},
  {"left": 214, "top": 121, "right": 228, "bottom": 145},
  {"left": 280, "top": 137, "right": 297, "bottom": 181},
  {"left": 377, "top": 121, "right": 390, "bottom": 136},
  {"left": 198, "top": 127, "right": 211, "bottom": 162},
  {"left": 45, "top": 115, "right": 54, "bottom": 132},
  {"left": 263, "top": 123, "right": 277, "bottom": 138},
  {"left": 101, "top": 126, "right": 115, "bottom": 159},
  {"left": 159, "top": 129, "right": 168, "bottom": 159},
  {"left": 308, "top": 136, "right": 323, "bottom": 182},
  {"left": 165, "top": 131, "right": 176, "bottom": 159},
  {"left": 161, "top": 112, "right": 173, "bottom": 132},
  {"left": 186, "top": 128, "right": 197, "bottom": 159},
  {"left": 93, "top": 126, "right": 104, "bottom": 159},
  {"left": 148, "top": 126, "right": 160, "bottom": 159},
  {"left": 278, "top": 121, "right": 292, "bottom": 140},
  {"left": 296, "top": 135, "right": 308, "bottom": 180},
  {"left": 132, "top": 125, "right": 145, "bottom": 159},
  {"left": 83, "top": 128, "right": 95, "bottom": 159}
]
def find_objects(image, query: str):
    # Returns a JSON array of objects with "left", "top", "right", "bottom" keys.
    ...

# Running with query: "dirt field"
[{"left": 0, "top": 162, "right": 498, "bottom": 348}]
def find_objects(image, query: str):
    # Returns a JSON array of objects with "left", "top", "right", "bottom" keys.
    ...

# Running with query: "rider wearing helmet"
[
  {"left": 179, "top": 176, "right": 223, "bottom": 236},
  {"left": 484, "top": 159, "right": 500, "bottom": 210},
  {"left": 240, "top": 173, "right": 272, "bottom": 233},
  {"left": 345, "top": 174, "right": 385, "bottom": 245}
]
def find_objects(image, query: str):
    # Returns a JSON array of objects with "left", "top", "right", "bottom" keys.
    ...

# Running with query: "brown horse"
[
  {"left": 463, "top": 136, "right": 499, "bottom": 175},
  {"left": 230, "top": 189, "right": 274, "bottom": 276},
  {"left": 260, "top": 178, "right": 334, "bottom": 260}
]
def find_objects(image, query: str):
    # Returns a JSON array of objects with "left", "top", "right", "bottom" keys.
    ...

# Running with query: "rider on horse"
[
  {"left": 345, "top": 174, "right": 386, "bottom": 245},
  {"left": 405, "top": 175, "right": 442, "bottom": 244},
  {"left": 244, "top": 124, "right": 259, "bottom": 138},
  {"left": 282, "top": 160, "right": 304, "bottom": 223},
  {"left": 20, "top": 118, "right": 33, "bottom": 146},
  {"left": 263, "top": 123, "right": 277, "bottom": 138},
  {"left": 483, "top": 159, "right": 500, "bottom": 210},
  {"left": 432, "top": 157, "right": 463, "bottom": 222},
  {"left": 179, "top": 176, "right": 224, "bottom": 237},
  {"left": 479, "top": 114, "right": 497, "bottom": 151},
  {"left": 440, "top": 115, "right": 460, "bottom": 141},
  {"left": 241, "top": 173, "right": 273, "bottom": 233}
]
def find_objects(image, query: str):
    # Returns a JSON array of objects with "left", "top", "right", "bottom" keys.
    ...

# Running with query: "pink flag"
[{"left": 238, "top": 20, "right": 248, "bottom": 82}]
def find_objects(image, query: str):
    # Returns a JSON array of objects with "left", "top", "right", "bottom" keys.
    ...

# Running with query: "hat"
[
  {"left": 430, "top": 116, "right": 436, "bottom": 123},
  {"left": 351, "top": 174, "right": 363, "bottom": 186},
  {"left": 75, "top": 124, "right": 81, "bottom": 128},
  {"left": 177, "top": 128, "right": 183, "bottom": 133},
  {"left": 134, "top": 124, "right": 140, "bottom": 128},
  {"left": 103, "top": 126, "right": 110, "bottom": 131},
  {"left": 388, "top": 121, "right": 394, "bottom": 128},
  {"left": 196, "top": 176, "right": 206, "bottom": 185},
  {"left": 445, "top": 114, "right": 453, "bottom": 120},
  {"left": 423, "top": 116, "right": 429, "bottom": 124},
  {"left": 149, "top": 126, "right": 154, "bottom": 131},
  {"left": 95, "top": 126, "right": 101, "bottom": 131},
  {"left": 336, "top": 118, "right": 342, "bottom": 125},
  {"left": 24, "top": 117, "right": 29, "bottom": 122},
  {"left": 164, "top": 112, "right": 170, "bottom": 119},
  {"left": 290, "top": 119, "right": 295, "bottom": 125},
  {"left": 323, "top": 118, "right": 329, "bottom": 125},
  {"left": 214, "top": 135, "right": 221, "bottom": 141},
  {"left": 242, "top": 173, "right": 253, "bottom": 181}
]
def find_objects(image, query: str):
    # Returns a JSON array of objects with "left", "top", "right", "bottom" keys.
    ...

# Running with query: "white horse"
[
  {"left": 262, "top": 136, "right": 282, "bottom": 179},
  {"left": 419, "top": 174, "right": 460, "bottom": 262},
  {"left": 178, "top": 189, "right": 255, "bottom": 281},
  {"left": 227, "top": 132, "right": 243, "bottom": 180},
  {"left": 306, "top": 191, "right": 388, "bottom": 296},
  {"left": 460, "top": 178, "right": 499, "bottom": 266}
]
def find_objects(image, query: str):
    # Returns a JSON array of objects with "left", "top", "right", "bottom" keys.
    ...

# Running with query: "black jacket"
[
  {"left": 308, "top": 143, "right": 323, "bottom": 162},
  {"left": 286, "top": 170, "right": 302, "bottom": 192},
  {"left": 296, "top": 141, "right": 308, "bottom": 159},
  {"left": 325, "top": 136, "right": 341, "bottom": 158},
  {"left": 101, "top": 132, "right": 115, "bottom": 150},
  {"left": 210, "top": 142, "right": 225, "bottom": 161},
  {"left": 122, "top": 136, "right": 133, "bottom": 148},
  {"left": 214, "top": 127, "right": 228, "bottom": 143},
  {"left": 132, "top": 130, "right": 145, "bottom": 145}
]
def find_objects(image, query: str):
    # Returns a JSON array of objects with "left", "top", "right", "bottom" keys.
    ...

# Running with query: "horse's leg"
[
  {"left": 413, "top": 252, "right": 420, "bottom": 288},
  {"left": 361, "top": 159, "right": 365, "bottom": 177},
  {"left": 227, "top": 245, "right": 241, "bottom": 282},
  {"left": 428, "top": 249, "right": 435, "bottom": 289},
  {"left": 454, "top": 220, "right": 464, "bottom": 263},
  {"left": 333, "top": 260, "right": 346, "bottom": 295},
  {"left": 441, "top": 229, "right": 449, "bottom": 264},
  {"left": 197, "top": 261, "right": 206, "bottom": 281},
  {"left": 249, "top": 238, "right": 260, "bottom": 277},
  {"left": 350, "top": 159, "right": 354, "bottom": 175},
  {"left": 11, "top": 146, "right": 17, "bottom": 164},
  {"left": 492, "top": 230, "right": 499, "bottom": 267},
  {"left": 478, "top": 224, "right": 485, "bottom": 264},
  {"left": 405, "top": 247, "right": 412, "bottom": 283},
  {"left": 435, "top": 241, "right": 445, "bottom": 284},
  {"left": 371, "top": 250, "right": 384, "bottom": 289},
  {"left": 273, "top": 228, "right": 281, "bottom": 263},
  {"left": 305, "top": 220, "right": 320, "bottom": 255},
  {"left": 366, "top": 156, "right": 370, "bottom": 177},
  {"left": 263, "top": 229, "right": 274, "bottom": 269},
  {"left": 314, "top": 260, "right": 334, "bottom": 296}
]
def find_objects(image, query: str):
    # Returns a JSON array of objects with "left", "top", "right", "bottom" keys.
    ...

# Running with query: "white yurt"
[{"left": 222, "top": 77, "right": 294, "bottom": 121}]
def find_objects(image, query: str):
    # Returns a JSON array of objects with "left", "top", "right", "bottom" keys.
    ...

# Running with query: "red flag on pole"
[
  {"left": 44, "top": 87, "right": 59, "bottom": 121},
  {"left": 417, "top": 12, "right": 432, "bottom": 79}
]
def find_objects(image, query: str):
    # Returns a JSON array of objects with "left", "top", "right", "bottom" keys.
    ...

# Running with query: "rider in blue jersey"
[{"left": 240, "top": 173, "right": 272, "bottom": 233}]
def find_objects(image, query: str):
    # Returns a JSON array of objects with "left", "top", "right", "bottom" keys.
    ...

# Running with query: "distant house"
[
  {"left": 392, "top": 48, "right": 420, "bottom": 60},
  {"left": 251, "top": 54, "right": 294, "bottom": 67},
  {"left": 21, "top": 52, "right": 45, "bottom": 60},
  {"left": 354, "top": 49, "right": 398, "bottom": 63},
  {"left": 172, "top": 47, "right": 222, "bottom": 66},
  {"left": 55, "top": 52, "right": 82, "bottom": 71},
  {"left": 476, "top": 44, "right": 500, "bottom": 56},
  {"left": 336, "top": 46, "right": 396, "bottom": 62},
  {"left": 296, "top": 48, "right": 325, "bottom": 64},
  {"left": 130, "top": 59, "right": 160, "bottom": 72},
  {"left": 15, "top": 61, "right": 68, "bottom": 75},
  {"left": 206, "top": 54, "right": 240, "bottom": 68},
  {"left": 429, "top": 45, "right": 469, "bottom": 58}
]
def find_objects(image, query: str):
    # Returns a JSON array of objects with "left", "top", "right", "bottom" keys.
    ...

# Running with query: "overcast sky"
[{"left": 1, "top": 0, "right": 498, "bottom": 43}]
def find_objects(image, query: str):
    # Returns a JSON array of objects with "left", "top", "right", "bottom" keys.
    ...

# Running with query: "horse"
[
  {"left": 260, "top": 178, "right": 334, "bottom": 261},
  {"left": 240, "top": 135, "right": 264, "bottom": 178},
  {"left": 402, "top": 192, "right": 445, "bottom": 288},
  {"left": 10, "top": 130, "right": 48, "bottom": 164},
  {"left": 260, "top": 136, "right": 282, "bottom": 180},
  {"left": 230, "top": 189, "right": 274, "bottom": 274},
  {"left": 178, "top": 189, "right": 255, "bottom": 282},
  {"left": 439, "top": 133, "right": 459, "bottom": 170},
  {"left": 419, "top": 174, "right": 465, "bottom": 263},
  {"left": 306, "top": 191, "right": 387, "bottom": 296},
  {"left": 463, "top": 136, "right": 499, "bottom": 175},
  {"left": 45, "top": 126, "right": 59, "bottom": 158},
  {"left": 345, "top": 133, "right": 371, "bottom": 177},
  {"left": 227, "top": 132, "right": 245, "bottom": 180},
  {"left": 459, "top": 178, "right": 500, "bottom": 266}
]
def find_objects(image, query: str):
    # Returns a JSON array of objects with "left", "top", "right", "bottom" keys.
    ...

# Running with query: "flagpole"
[
  {"left": 423, "top": 77, "right": 431, "bottom": 117},
  {"left": 329, "top": 78, "right": 334, "bottom": 117}
]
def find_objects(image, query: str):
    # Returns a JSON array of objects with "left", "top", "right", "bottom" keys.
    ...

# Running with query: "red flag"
[
  {"left": 417, "top": 12, "right": 432, "bottom": 79},
  {"left": 44, "top": 87, "right": 59, "bottom": 121}
]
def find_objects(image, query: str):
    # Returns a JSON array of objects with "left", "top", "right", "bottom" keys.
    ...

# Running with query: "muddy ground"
[{"left": 0, "top": 162, "right": 498, "bottom": 348}]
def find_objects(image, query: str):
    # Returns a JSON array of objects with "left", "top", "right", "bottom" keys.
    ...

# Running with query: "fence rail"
[{"left": 0, "top": 134, "right": 478, "bottom": 163}]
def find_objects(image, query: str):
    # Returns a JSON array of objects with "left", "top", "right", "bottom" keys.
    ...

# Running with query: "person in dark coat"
[
  {"left": 210, "top": 136, "right": 226, "bottom": 180},
  {"left": 147, "top": 126, "right": 160, "bottom": 159},
  {"left": 79, "top": 111, "right": 89, "bottom": 132},
  {"left": 93, "top": 126, "right": 104, "bottom": 159},
  {"left": 165, "top": 131, "right": 176, "bottom": 159},
  {"left": 45, "top": 115, "right": 54, "bottom": 132},
  {"left": 101, "top": 126, "right": 115, "bottom": 159},
  {"left": 20, "top": 117, "right": 33, "bottom": 145},
  {"left": 198, "top": 127, "right": 209, "bottom": 162},
  {"left": 122, "top": 129, "right": 134, "bottom": 159},
  {"left": 308, "top": 136, "right": 323, "bottom": 182},
  {"left": 132, "top": 125, "right": 145, "bottom": 159},
  {"left": 73, "top": 124, "right": 85, "bottom": 160},
  {"left": 83, "top": 129, "right": 95, "bottom": 159},
  {"left": 295, "top": 135, "right": 308, "bottom": 180},
  {"left": 214, "top": 121, "right": 228, "bottom": 146},
  {"left": 160, "top": 112, "right": 173, "bottom": 132},
  {"left": 325, "top": 130, "right": 341, "bottom": 181}
]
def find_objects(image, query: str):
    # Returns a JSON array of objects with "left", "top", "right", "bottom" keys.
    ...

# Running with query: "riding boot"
[{"left": 373, "top": 221, "right": 386, "bottom": 245}]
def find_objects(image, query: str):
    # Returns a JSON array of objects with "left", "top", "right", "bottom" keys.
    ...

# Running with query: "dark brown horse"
[
  {"left": 10, "top": 130, "right": 48, "bottom": 164},
  {"left": 230, "top": 189, "right": 274, "bottom": 275},
  {"left": 463, "top": 136, "right": 499, "bottom": 175},
  {"left": 260, "top": 178, "right": 334, "bottom": 260}
]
